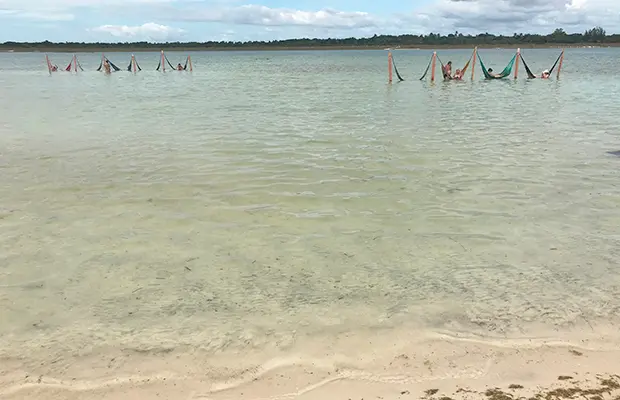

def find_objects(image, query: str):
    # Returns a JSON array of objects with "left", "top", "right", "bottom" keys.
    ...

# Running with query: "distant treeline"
[{"left": 1, "top": 27, "right": 616, "bottom": 51}]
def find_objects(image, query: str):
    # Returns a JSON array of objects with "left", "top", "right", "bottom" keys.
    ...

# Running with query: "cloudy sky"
[{"left": 0, "top": 0, "right": 617, "bottom": 42}]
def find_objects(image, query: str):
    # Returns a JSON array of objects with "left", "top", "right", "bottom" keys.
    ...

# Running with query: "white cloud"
[
  {"left": 158, "top": 1, "right": 620, "bottom": 36},
  {"left": 175, "top": 5, "right": 381, "bottom": 29},
  {"left": 0, "top": 0, "right": 173, "bottom": 7},
  {"left": 418, "top": 0, "right": 620, "bottom": 34},
  {"left": 91, "top": 22, "right": 185, "bottom": 41},
  {"left": 19, "top": 11, "right": 74, "bottom": 21},
  {"left": 2, "top": 0, "right": 620, "bottom": 42}
]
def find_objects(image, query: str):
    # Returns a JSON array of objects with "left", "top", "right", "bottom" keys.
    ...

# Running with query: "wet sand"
[{"left": 2, "top": 328, "right": 620, "bottom": 400}]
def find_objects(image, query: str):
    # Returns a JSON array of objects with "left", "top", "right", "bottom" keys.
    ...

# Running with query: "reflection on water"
[{"left": 0, "top": 48, "right": 620, "bottom": 363}]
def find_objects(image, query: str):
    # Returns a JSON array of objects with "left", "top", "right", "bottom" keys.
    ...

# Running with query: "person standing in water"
[
  {"left": 103, "top": 59, "right": 111, "bottom": 74},
  {"left": 443, "top": 61, "right": 452, "bottom": 80}
]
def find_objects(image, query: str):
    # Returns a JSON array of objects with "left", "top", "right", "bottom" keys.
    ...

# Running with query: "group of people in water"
[
  {"left": 441, "top": 61, "right": 464, "bottom": 80},
  {"left": 441, "top": 60, "right": 550, "bottom": 80}
]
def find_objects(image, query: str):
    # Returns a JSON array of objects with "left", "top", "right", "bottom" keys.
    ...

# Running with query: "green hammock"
[{"left": 477, "top": 50, "right": 517, "bottom": 79}]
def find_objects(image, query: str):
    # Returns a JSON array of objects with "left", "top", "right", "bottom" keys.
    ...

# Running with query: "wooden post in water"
[
  {"left": 161, "top": 50, "right": 166, "bottom": 72},
  {"left": 132, "top": 54, "right": 136, "bottom": 73},
  {"left": 556, "top": 50, "right": 564, "bottom": 79},
  {"left": 514, "top": 48, "right": 520, "bottom": 79},
  {"left": 73, "top": 54, "right": 77, "bottom": 72},
  {"left": 431, "top": 52, "right": 436, "bottom": 82},
  {"left": 45, "top": 54, "right": 52, "bottom": 75},
  {"left": 471, "top": 47, "right": 477, "bottom": 81},
  {"left": 188, "top": 55, "right": 193, "bottom": 72},
  {"left": 388, "top": 51, "right": 393, "bottom": 83}
]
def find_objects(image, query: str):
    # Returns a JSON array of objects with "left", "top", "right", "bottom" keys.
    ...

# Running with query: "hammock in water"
[
  {"left": 127, "top": 56, "right": 142, "bottom": 72},
  {"left": 157, "top": 55, "right": 192, "bottom": 71},
  {"left": 96, "top": 57, "right": 121, "bottom": 72},
  {"left": 419, "top": 55, "right": 433, "bottom": 80},
  {"left": 64, "top": 56, "right": 84, "bottom": 72},
  {"left": 477, "top": 49, "right": 517, "bottom": 79},
  {"left": 519, "top": 51, "right": 564, "bottom": 79},
  {"left": 419, "top": 49, "right": 473, "bottom": 80},
  {"left": 390, "top": 52, "right": 405, "bottom": 81}
]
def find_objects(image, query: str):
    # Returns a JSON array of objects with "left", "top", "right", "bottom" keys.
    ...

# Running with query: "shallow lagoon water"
[{"left": 0, "top": 48, "right": 619, "bottom": 370}]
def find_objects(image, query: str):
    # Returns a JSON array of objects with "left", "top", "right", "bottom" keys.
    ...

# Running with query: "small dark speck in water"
[
  {"left": 607, "top": 150, "right": 620, "bottom": 157},
  {"left": 509, "top": 384, "right": 524, "bottom": 389}
]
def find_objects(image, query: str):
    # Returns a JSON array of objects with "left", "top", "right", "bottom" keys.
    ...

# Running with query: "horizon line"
[{"left": 1, "top": 27, "right": 617, "bottom": 46}]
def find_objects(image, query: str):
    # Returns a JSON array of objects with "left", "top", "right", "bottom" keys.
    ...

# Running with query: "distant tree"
[
  {"left": 1, "top": 26, "right": 617, "bottom": 51},
  {"left": 584, "top": 26, "right": 606, "bottom": 42}
]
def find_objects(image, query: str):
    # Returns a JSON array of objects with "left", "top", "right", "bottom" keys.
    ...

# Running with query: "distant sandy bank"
[{"left": 1, "top": 43, "right": 618, "bottom": 53}]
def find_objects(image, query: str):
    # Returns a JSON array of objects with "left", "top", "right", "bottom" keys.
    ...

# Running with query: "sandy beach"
[{"left": 2, "top": 326, "right": 620, "bottom": 400}]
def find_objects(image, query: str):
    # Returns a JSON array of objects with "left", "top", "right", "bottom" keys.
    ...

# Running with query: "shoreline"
[
  {"left": 1, "top": 43, "right": 618, "bottom": 53},
  {"left": 2, "top": 338, "right": 619, "bottom": 400},
  {"left": 2, "top": 324, "right": 620, "bottom": 400}
]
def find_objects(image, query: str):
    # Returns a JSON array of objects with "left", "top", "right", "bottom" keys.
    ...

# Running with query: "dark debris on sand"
[{"left": 421, "top": 374, "right": 620, "bottom": 400}]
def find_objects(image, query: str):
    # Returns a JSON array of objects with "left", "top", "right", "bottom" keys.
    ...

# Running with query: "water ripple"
[{"left": 0, "top": 49, "right": 619, "bottom": 360}]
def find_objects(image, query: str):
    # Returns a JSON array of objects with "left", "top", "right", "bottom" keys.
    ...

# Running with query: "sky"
[{"left": 0, "top": 0, "right": 618, "bottom": 42}]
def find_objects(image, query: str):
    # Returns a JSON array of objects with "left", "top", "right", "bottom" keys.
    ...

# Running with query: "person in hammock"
[
  {"left": 487, "top": 68, "right": 501, "bottom": 78},
  {"left": 541, "top": 69, "right": 550, "bottom": 79},
  {"left": 177, "top": 63, "right": 184, "bottom": 71},
  {"left": 103, "top": 59, "right": 111, "bottom": 74},
  {"left": 443, "top": 61, "right": 452, "bottom": 80},
  {"left": 51, "top": 65, "right": 58, "bottom": 72},
  {"left": 453, "top": 68, "right": 463, "bottom": 80}
]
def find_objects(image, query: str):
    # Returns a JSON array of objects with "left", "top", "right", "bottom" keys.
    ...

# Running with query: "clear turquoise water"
[{"left": 1, "top": 48, "right": 619, "bottom": 369}]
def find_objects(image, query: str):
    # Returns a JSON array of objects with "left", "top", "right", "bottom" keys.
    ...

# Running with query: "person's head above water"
[{"left": 488, "top": 68, "right": 493, "bottom": 73}]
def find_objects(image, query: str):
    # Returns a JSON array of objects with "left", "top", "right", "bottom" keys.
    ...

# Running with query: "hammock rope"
[
  {"left": 127, "top": 57, "right": 142, "bottom": 72},
  {"left": 157, "top": 54, "right": 177, "bottom": 71},
  {"left": 391, "top": 53, "right": 405, "bottom": 81},
  {"left": 419, "top": 56, "right": 433, "bottom": 80}
]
